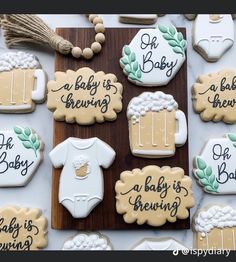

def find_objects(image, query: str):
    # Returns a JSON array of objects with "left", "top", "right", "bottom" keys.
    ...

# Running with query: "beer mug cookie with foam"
[
  {"left": 127, "top": 91, "right": 187, "bottom": 158},
  {"left": 0, "top": 51, "right": 47, "bottom": 113},
  {"left": 193, "top": 15, "right": 234, "bottom": 62}
]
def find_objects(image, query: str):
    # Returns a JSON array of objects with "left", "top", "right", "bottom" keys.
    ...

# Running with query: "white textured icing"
[
  {"left": 73, "top": 155, "right": 89, "bottom": 170},
  {"left": 127, "top": 91, "right": 178, "bottom": 124},
  {"left": 62, "top": 233, "right": 112, "bottom": 250},
  {"left": 195, "top": 206, "right": 236, "bottom": 233},
  {"left": 0, "top": 51, "right": 40, "bottom": 72}
]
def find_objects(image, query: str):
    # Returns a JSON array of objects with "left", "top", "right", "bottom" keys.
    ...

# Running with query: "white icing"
[
  {"left": 49, "top": 137, "right": 115, "bottom": 218},
  {"left": 193, "top": 14, "right": 234, "bottom": 61},
  {"left": 0, "top": 127, "right": 43, "bottom": 187},
  {"left": 194, "top": 205, "right": 236, "bottom": 233},
  {"left": 62, "top": 233, "right": 112, "bottom": 250},
  {"left": 132, "top": 238, "right": 188, "bottom": 250},
  {"left": 194, "top": 134, "right": 236, "bottom": 194},
  {"left": 127, "top": 91, "right": 178, "bottom": 124},
  {"left": 120, "top": 26, "right": 186, "bottom": 86},
  {"left": 0, "top": 51, "right": 40, "bottom": 72},
  {"left": 31, "top": 69, "right": 47, "bottom": 102},
  {"left": 73, "top": 155, "right": 89, "bottom": 170}
]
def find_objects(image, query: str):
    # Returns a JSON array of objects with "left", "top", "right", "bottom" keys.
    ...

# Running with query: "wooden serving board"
[{"left": 51, "top": 28, "right": 189, "bottom": 230}]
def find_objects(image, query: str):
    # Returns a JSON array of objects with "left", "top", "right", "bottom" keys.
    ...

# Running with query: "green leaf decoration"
[
  {"left": 196, "top": 157, "right": 207, "bottom": 170},
  {"left": 234, "top": 144, "right": 236, "bottom": 148},
  {"left": 158, "top": 25, "right": 186, "bottom": 57},
  {"left": 120, "top": 46, "right": 142, "bottom": 83},
  {"left": 14, "top": 126, "right": 41, "bottom": 157},
  {"left": 158, "top": 25, "right": 168, "bottom": 33},
  {"left": 194, "top": 156, "right": 219, "bottom": 194},
  {"left": 227, "top": 133, "right": 236, "bottom": 142}
]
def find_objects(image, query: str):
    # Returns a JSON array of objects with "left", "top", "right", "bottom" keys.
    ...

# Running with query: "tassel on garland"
[{"left": 0, "top": 14, "right": 74, "bottom": 55}]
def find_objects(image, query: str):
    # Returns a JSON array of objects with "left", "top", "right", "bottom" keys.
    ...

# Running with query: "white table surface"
[{"left": 0, "top": 14, "right": 235, "bottom": 250}]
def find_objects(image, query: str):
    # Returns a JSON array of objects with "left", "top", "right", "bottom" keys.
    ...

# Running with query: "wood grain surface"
[{"left": 51, "top": 27, "right": 189, "bottom": 230}]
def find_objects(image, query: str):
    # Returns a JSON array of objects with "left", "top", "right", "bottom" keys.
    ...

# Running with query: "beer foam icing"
[
  {"left": 194, "top": 205, "right": 236, "bottom": 233},
  {"left": 72, "top": 155, "right": 89, "bottom": 169},
  {"left": 127, "top": 91, "right": 178, "bottom": 124},
  {"left": 62, "top": 233, "right": 112, "bottom": 250},
  {"left": 0, "top": 51, "right": 40, "bottom": 72}
]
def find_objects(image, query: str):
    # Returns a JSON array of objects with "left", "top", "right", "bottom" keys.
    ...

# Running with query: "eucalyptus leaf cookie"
[
  {"left": 47, "top": 67, "right": 123, "bottom": 125},
  {"left": 115, "top": 165, "right": 195, "bottom": 227},
  {"left": 120, "top": 24, "right": 187, "bottom": 86},
  {"left": 193, "top": 133, "right": 236, "bottom": 194},
  {"left": 192, "top": 69, "right": 236, "bottom": 124},
  {"left": 193, "top": 205, "right": 236, "bottom": 250},
  {"left": 0, "top": 205, "right": 48, "bottom": 250},
  {"left": 0, "top": 126, "right": 43, "bottom": 187},
  {"left": 0, "top": 51, "right": 47, "bottom": 113}
]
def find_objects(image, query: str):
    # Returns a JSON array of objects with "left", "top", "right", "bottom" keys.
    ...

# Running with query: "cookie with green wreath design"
[
  {"left": 193, "top": 133, "right": 236, "bottom": 194},
  {"left": 119, "top": 24, "right": 187, "bottom": 86}
]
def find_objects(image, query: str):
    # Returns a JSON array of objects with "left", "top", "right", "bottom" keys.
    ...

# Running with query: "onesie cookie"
[
  {"left": 120, "top": 24, "right": 187, "bottom": 86},
  {"left": 115, "top": 165, "right": 195, "bottom": 227},
  {"left": 131, "top": 237, "right": 188, "bottom": 250},
  {"left": 119, "top": 14, "right": 158, "bottom": 25},
  {"left": 47, "top": 67, "right": 123, "bottom": 125},
  {"left": 192, "top": 69, "right": 236, "bottom": 123},
  {"left": 0, "top": 205, "right": 47, "bottom": 250},
  {"left": 0, "top": 52, "right": 46, "bottom": 113},
  {"left": 193, "top": 133, "right": 236, "bottom": 194},
  {"left": 193, "top": 15, "right": 234, "bottom": 62},
  {"left": 127, "top": 91, "right": 187, "bottom": 158},
  {"left": 193, "top": 205, "right": 236, "bottom": 250},
  {"left": 0, "top": 126, "right": 43, "bottom": 187},
  {"left": 49, "top": 137, "right": 115, "bottom": 218},
  {"left": 62, "top": 232, "right": 113, "bottom": 250}
]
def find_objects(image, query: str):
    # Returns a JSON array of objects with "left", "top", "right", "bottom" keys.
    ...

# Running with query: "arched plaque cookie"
[
  {"left": 0, "top": 52, "right": 47, "bottom": 113},
  {"left": 47, "top": 67, "right": 123, "bottom": 125},
  {"left": 193, "top": 15, "right": 234, "bottom": 62},
  {"left": 0, "top": 205, "right": 47, "bottom": 250},
  {"left": 120, "top": 25, "right": 187, "bottom": 86},
  {"left": 193, "top": 133, "right": 236, "bottom": 194},
  {"left": 127, "top": 91, "right": 187, "bottom": 158},
  {"left": 0, "top": 126, "right": 43, "bottom": 187},
  {"left": 115, "top": 165, "right": 195, "bottom": 227},
  {"left": 193, "top": 205, "right": 236, "bottom": 250},
  {"left": 192, "top": 69, "right": 236, "bottom": 123}
]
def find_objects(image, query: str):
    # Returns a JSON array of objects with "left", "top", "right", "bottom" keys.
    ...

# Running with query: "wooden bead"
[
  {"left": 95, "top": 33, "right": 105, "bottom": 44},
  {"left": 82, "top": 48, "right": 93, "bottom": 59},
  {"left": 71, "top": 47, "right": 82, "bottom": 58},
  {"left": 95, "top": 23, "right": 105, "bottom": 33},
  {"left": 89, "top": 14, "right": 98, "bottom": 23},
  {"left": 93, "top": 17, "right": 103, "bottom": 25},
  {"left": 91, "top": 42, "right": 102, "bottom": 53}
]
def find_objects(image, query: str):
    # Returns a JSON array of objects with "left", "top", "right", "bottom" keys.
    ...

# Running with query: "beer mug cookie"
[
  {"left": 192, "top": 15, "right": 234, "bottom": 62},
  {"left": 120, "top": 24, "right": 187, "bottom": 86},
  {"left": 193, "top": 205, "right": 236, "bottom": 250},
  {"left": 0, "top": 52, "right": 47, "bottom": 113},
  {"left": 49, "top": 137, "right": 115, "bottom": 218},
  {"left": 127, "top": 91, "right": 187, "bottom": 158}
]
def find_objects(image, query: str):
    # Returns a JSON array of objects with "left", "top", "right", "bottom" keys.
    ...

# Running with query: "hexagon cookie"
[
  {"left": 120, "top": 24, "right": 187, "bottom": 86},
  {"left": 193, "top": 133, "right": 236, "bottom": 194}
]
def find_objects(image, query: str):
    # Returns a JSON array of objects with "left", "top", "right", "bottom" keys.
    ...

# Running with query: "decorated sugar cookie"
[
  {"left": 49, "top": 137, "right": 115, "bottom": 218},
  {"left": 193, "top": 15, "right": 234, "bottom": 62},
  {"left": 62, "top": 232, "right": 113, "bottom": 250},
  {"left": 119, "top": 14, "right": 158, "bottom": 25},
  {"left": 47, "top": 67, "right": 123, "bottom": 125},
  {"left": 131, "top": 237, "right": 188, "bottom": 250},
  {"left": 115, "top": 165, "right": 195, "bottom": 227},
  {"left": 192, "top": 69, "right": 236, "bottom": 124},
  {"left": 120, "top": 24, "right": 187, "bottom": 86},
  {"left": 0, "top": 205, "right": 47, "bottom": 250},
  {"left": 127, "top": 91, "right": 187, "bottom": 158},
  {"left": 0, "top": 52, "right": 46, "bottom": 113},
  {"left": 193, "top": 205, "right": 236, "bottom": 250},
  {"left": 193, "top": 133, "right": 236, "bottom": 194},
  {"left": 0, "top": 126, "right": 43, "bottom": 187}
]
